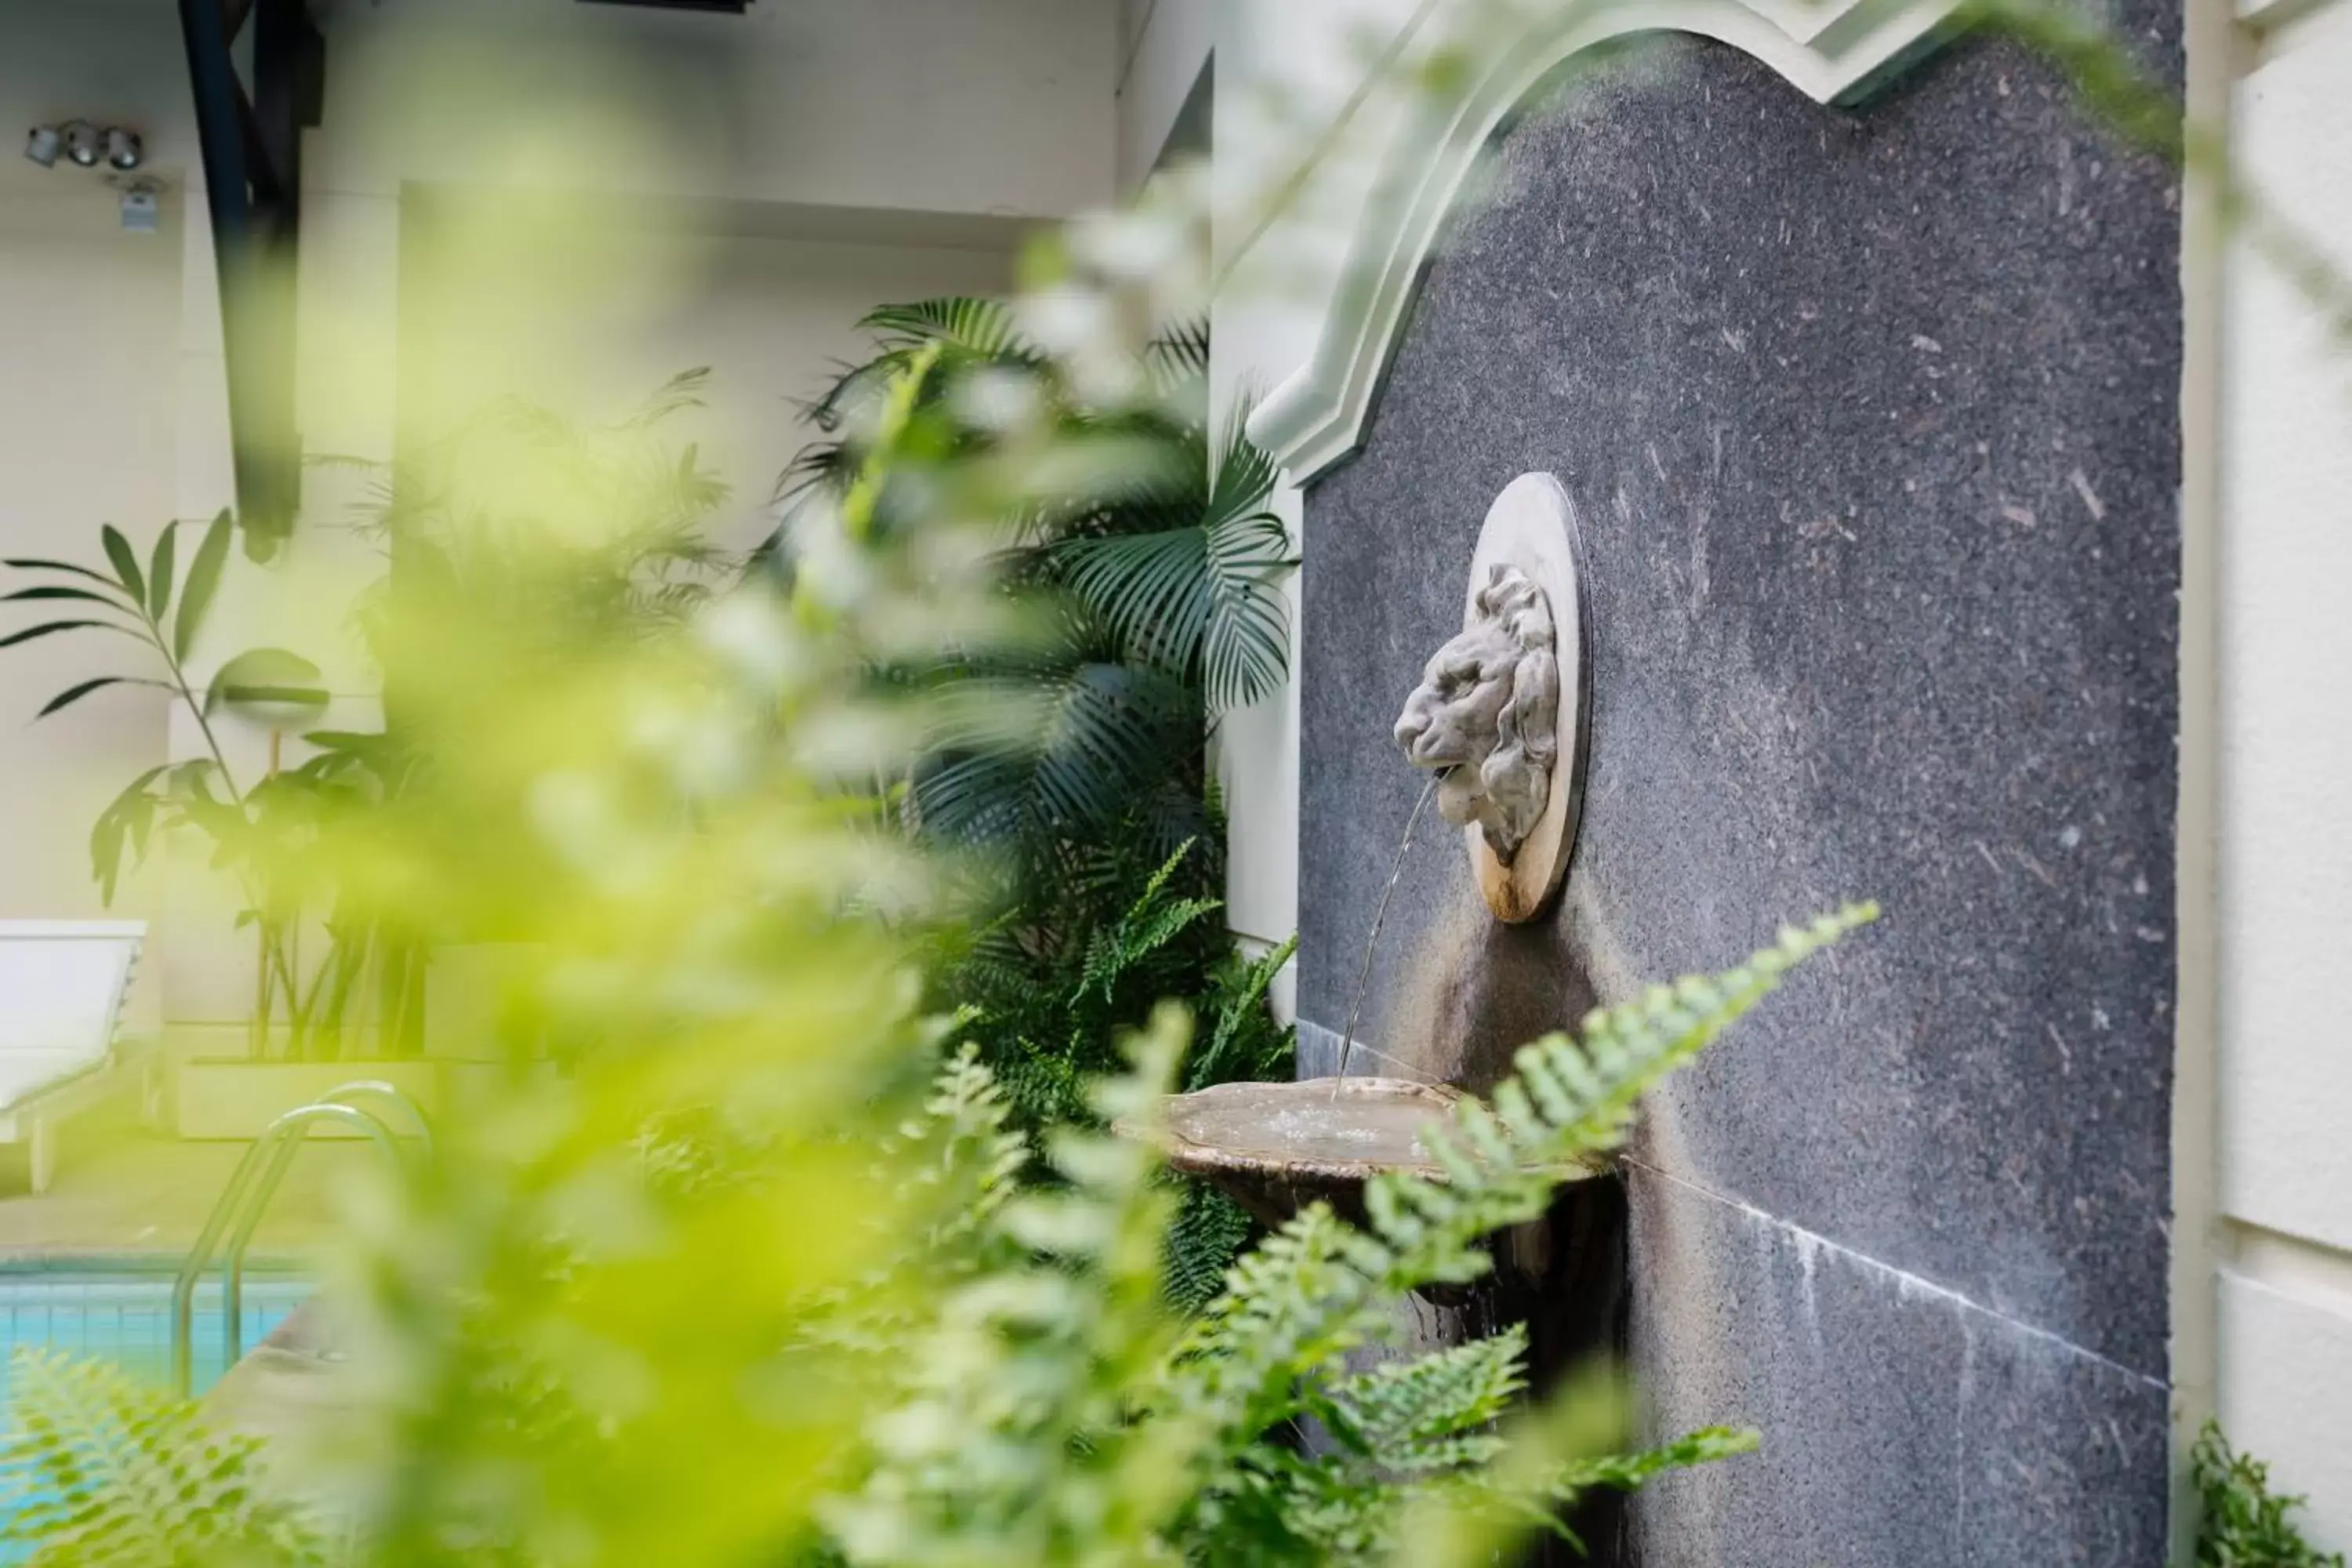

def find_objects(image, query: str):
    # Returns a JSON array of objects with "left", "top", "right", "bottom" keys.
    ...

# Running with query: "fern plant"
[
  {"left": 789, "top": 303, "right": 1297, "bottom": 1312},
  {"left": 0, "top": 1348, "right": 327, "bottom": 1567},
  {"left": 0, "top": 911, "right": 1867, "bottom": 1568},
  {"left": 938, "top": 838, "right": 1294, "bottom": 1310},
  {"left": 826, "top": 904, "right": 1876, "bottom": 1566},
  {"left": 0, "top": 318, "right": 1873, "bottom": 1568}
]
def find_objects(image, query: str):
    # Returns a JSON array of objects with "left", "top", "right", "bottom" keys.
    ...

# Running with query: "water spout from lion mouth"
[{"left": 1395, "top": 718, "right": 1470, "bottom": 771}]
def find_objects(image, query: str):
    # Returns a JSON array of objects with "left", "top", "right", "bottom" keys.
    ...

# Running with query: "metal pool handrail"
[
  {"left": 219, "top": 1081, "right": 441, "bottom": 1370},
  {"left": 305, "top": 1079, "right": 435, "bottom": 1165},
  {"left": 171, "top": 1084, "right": 432, "bottom": 1396}
]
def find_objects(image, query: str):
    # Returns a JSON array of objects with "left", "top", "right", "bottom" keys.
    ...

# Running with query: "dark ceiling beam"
[{"left": 179, "top": 0, "right": 323, "bottom": 559}]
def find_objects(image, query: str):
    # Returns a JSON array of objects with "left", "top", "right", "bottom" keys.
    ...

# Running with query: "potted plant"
[{"left": 1, "top": 513, "right": 434, "bottom": 1136}]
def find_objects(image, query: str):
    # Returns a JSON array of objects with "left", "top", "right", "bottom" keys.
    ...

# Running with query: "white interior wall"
[
  {"left": 0, "top": 1, "right": 201, "bottom": 1029},
  {"left": 2211, "top": 0, "right": 2352, "bottom": 1545},
  {"left": 397, "top": 196, "right": 1020, "bottom": 555},
  {"left": 1119, "top": 0, "right": 1218, "bottom": 191},
  {"left": 0, "top": 183, "right": 182, "bottom": 970}
]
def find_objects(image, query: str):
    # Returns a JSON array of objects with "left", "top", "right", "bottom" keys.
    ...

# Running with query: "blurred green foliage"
[
  {"left": 932, "top": 837, "right": 1295, "bottom": 1312},
  {"left": 5, "top": 918, "right": 1870, "bottom": 1566},
  {"left": 0, "top": 328, "right": 1875, "bottom": 1564},
  {"left": 2193, "top": 1424, "right": 2346, "bottom": 1568}
]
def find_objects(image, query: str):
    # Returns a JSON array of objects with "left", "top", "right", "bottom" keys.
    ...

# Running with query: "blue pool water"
[{"left": 0, "top": 1267, "right": 310, "bottom": 1552}]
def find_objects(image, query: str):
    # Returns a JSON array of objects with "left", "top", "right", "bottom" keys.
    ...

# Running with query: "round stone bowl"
[{"left": 1118, "top": 1076, "right": 1530, "bottom": 1229}]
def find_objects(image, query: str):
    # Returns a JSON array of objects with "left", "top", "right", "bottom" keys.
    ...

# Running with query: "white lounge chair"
[{"left": 0, "top": 920, "right": 145, "bottom": 1193}]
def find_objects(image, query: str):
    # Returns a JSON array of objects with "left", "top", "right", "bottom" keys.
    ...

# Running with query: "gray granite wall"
[{"left": 1296, "top": 16, "right": 2182, "bottom": 1564}]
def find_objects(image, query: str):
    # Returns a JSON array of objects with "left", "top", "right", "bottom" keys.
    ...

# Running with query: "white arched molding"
[{"left": 1245, "top": 0, "right": 1964, "bottom": 480}]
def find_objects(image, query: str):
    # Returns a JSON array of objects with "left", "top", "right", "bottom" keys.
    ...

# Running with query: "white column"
[{"left": 2212, "top": 0, "right": 2352, "bottom": 1548}]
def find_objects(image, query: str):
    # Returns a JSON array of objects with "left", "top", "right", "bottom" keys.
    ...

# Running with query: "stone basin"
[{"left": 1123, "top": 1076, "right": 1599, "bottom": 1229}]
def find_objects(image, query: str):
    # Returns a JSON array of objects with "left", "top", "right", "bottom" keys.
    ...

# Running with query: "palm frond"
[
  {"left": 858, "top": 297, "right": 1036, "bottom": 361},
  {"left": 914, "top": 662, "right": 1199, "bottom": 848},
  {"left": 1142, "top": 315, "right": 1211, "bottom": 397},
  {"left": 1054, "top": 513, "right": 1290, "bottom": 713},
  {"left": 618, "top": 365, "right": 713, "bottom": 429}
]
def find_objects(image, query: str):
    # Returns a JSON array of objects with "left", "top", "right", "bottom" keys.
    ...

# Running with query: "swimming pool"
[{"left": 0, "top": 1264, "right": 310, "bottom": 1552}]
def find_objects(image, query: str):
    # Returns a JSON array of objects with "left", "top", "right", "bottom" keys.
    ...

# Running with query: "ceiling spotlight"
[
  {"left": 104, "top": 128, "right": 143, "bottom": 172},
  {"left": 62, "top": 121, "right": 102, "bottom": 168},
  {"left": 23, "top": 125, "right": 60, "bottom": 168}
]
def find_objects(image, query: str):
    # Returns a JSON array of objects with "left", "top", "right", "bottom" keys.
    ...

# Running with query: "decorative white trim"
[{"left": 1246, "top": 0, "right": 1964, "bottom": 481}]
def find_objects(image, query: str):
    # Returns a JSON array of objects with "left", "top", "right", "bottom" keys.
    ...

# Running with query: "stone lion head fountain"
[
  {"left": 1392, "top": 562, "right": 1561, "bottom": 866},
  {"left": 1116, "top": 472, "right": 1590, "bottom": 1231}
]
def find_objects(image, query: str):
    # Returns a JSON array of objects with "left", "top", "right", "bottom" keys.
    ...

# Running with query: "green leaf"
[
  {"left": 915, "top": 662, "right": 1197, "bottom": 849},
  {"left": 100, "top": 527, "right": 146, "bottom": 615},
  {"left": 0, "top": 619, "right": 140, "bottom": 650},
  {"left": 2, "top": 556, "right": 123, "bottom": 590},
  {"left": 35, "top": 677, "right": 158, "bottom": 719},
  {"left": 205, "top": 647, "right": 327, "bottom": 721},
  {"left": 2, "top": 585, "right": 134, "bottom": 609},
  {"left": 1057, "top": 508, "right": 1292, "bottom": 713},
  {"left": 89, "top": 765, "right": 169, "bottom": 905},
  {"left": 147, "top": 521, "right": 176, "bottom": 622},
  {"left": 1143, "top": 314, "right": 1211, "bottom": 391},
  {"left": 174, "top": 510, "right": 234, "bottom": 662}
]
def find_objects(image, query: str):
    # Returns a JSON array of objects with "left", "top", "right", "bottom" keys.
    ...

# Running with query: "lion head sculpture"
[{"left": 1392, "top": 562, "right": 1560, "bottom": 864}]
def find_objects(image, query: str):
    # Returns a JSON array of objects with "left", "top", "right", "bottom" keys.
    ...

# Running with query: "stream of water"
[{"left": 1332, "top": 771, "right": 1445, "bottom": 1088}]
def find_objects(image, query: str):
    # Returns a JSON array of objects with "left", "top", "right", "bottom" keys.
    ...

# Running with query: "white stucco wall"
[
  {"left": 318, "top": 0, "right": 1115, "bottom": 220},
  {"left": 0, "top": 182, "right": 181, "bottom": 930},
  {"left": 0, "top": 1, "right": 207, "bottom": 1027},
  {"left": 2209, "top": 0, "right": 2352, "bottom": 1546}
]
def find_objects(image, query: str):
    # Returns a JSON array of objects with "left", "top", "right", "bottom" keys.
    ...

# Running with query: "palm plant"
[{"left": 774, "top": 299, "right": 1294, "bottom": 942}]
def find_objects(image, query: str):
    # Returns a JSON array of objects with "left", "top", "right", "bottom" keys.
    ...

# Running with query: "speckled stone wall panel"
[
  {"left": 1296, "top": 15, "right": 2181, "bottom": 1562},
  {"left": 1621, "top": 1169, "right": 2172, "bottom": 1566}
]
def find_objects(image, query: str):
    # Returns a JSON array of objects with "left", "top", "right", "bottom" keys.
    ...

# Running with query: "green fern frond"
[
  {"left": 0, "top": 1348, "right": 326, "bottom": 1566},
  {"left": 913, "top": 1044, "right": 1033, "bottom": 1255},
  {"left": 1328, "top": 1329, "right": 1527, "bottom": 1467},
  {"left": 1191, "top": 934, "right": 1298, "bottom": 1091},
  {"left": 1080, "top": 895, "right": 1220, "bottom": 1007},
  {"left": 1071, "top": 841, "right": 1221, "bottom": 1009},
  {"left": 1163, "top": 1178, "right": 1257, "bottom": 1316},
  {"left": 822, "top": 1008, "right": 1192, "bottom": 1566}
]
